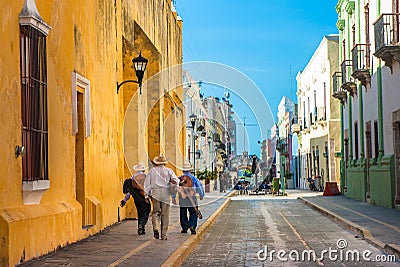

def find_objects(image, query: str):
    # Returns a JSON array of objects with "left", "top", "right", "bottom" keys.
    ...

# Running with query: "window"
[
  {"left": 374, "top": 121, "right": 379, "bottom": 159},
  {"left": 354, "top": 122, "right": 359, "bottom": 160},
  {"left": 344, "top": 130, "right": 349, "bottom": 167},
  {"left": 364, "top": 4, "right": 370, "bottom": 44},
  {"left": 311, "top": 146, "right": 315, "bottom": 177},
  {"left": 316, "top": 145, "right": 320, "bottom": 176},
  {"left": 307, "top": 97, "right": 310, "bottom": 127},
  {"left": 365, "top": 121, "right": 372, "bottom": 160},
  {"left": 20, "top": 25, "right": 48, "bottom": 181},
  {"left": 303, "top": 100, "right": 306, "bottom": 128}
]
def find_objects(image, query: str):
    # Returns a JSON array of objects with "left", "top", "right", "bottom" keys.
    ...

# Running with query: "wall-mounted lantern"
[{"left": 117, "top": 51, "right": 148, "bottom": 94}]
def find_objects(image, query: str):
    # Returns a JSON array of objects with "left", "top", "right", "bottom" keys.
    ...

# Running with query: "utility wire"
[{"left": 176, "top": 0, "right": 200, "bottom": 62}]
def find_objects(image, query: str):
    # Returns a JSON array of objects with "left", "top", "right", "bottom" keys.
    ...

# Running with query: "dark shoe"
[
  {"left": 138, "top": 224, "right": 145, "bottom": 235},
  {"left": 181, "top": 229, "right": 188, "bottom": 233},
  {"left": 153, "top": 230, "right": 159, "bottom": 239},
  {"left": 161, "top": 235, "right": 167, "bottom": 240},
  {"left": 189, "top": 227, "right": 196, "bottom": 235}
]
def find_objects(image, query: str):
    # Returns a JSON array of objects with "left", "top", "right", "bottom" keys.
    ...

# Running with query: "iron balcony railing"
[
  {"left": 341, "top": 59, "right": 357, "bottom": 96},
  {"left": 374, "top": 13, "right": 400, "bottom": 70},
  {"left": 276, "top": 138, "right": 289, "bottom": 155},
  {"left": 352, "top": 43, "right": 371, "bottom": 72},
  {"left": 374, "top": 13, "right": 400, "bottom": 53},
  {"left": 341, "top": 59, "right": 353, "bottom": 84},
  {"left": 332, "top": 71, "right": 347, "bottom": 104},
  {"left": 352, "top": 43, "right": 371, "bottom": 86},
  {"left": 332, "top": 71, "right": 343, "bottom": 94}
]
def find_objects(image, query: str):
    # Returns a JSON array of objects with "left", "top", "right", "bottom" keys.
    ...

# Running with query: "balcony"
[
  {"left": 276, "top": 138, "right": 289, "bottom": 156},
  {"left": 341, "top": 60, "right": 357, "bottom": 96},
  {"left": 316, "top": 106, "right": 326, "bottom": 127},
  {"left": 351, "top": 44, "right": 371, "bottom": 87},
  {"left": 309, "top": 112, "right": 316, "bottom": 128},
  {"left": 332, "top": 71, "right": 347, "bottom": 104},
  {"left": 291, "top": 123, "right": 300, "bottom": 134},
  {"left": 291, "top": 117, "right": 300, "bottom": 134},
  {"left": 374, "top": 13, "right": 400, "bottom": 72}
]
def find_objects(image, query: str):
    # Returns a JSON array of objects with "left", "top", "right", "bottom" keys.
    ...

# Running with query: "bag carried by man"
[{"left": 123, "top": 178, "right": 131, "bottom": 194}]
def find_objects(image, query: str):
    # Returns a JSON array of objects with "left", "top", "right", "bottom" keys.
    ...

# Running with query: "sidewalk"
[
  {"left": 19, "top": 189, "right": 400, "bottom": 266},
  {"left": 19, "top": 190, "right": 234, "bottom": 267},
  {"left": 299, "top": 194, "right": 400, "bottom": 258}
]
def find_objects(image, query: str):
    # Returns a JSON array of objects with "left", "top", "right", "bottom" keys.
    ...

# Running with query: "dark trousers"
[
  {"left": 180, "top": 206, "right": 198, "bottom": 230},
  {"left": 133, "top": 197, "right": 151, "bottom": 227}
]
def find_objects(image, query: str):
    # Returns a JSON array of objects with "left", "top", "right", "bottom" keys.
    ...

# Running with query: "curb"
[
  {"left": 298, "top": 197, "right": 400, "bottom": 258},
  {"left": 162, "top": 191, "right": 235, "bottom": 267}
]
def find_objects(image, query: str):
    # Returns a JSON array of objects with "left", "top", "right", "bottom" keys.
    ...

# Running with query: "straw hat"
[
  {"left": 180, "top": 160, "right": 193, "bottom": 172},
  {"left": 153, "top": 154, "right": 168, "bottom": 165},
  {"left": 132, "top": 162, "right": 146, "bottom": 171}
]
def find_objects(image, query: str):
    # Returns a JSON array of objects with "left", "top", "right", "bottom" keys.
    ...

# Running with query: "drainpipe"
[
  {"left": 358, "top": 84, "right": 365, "bottom": 161},
  {"left": 349, "top": 98, "right": 353, "bottom": 161},
  {"left": 377, "top": 66, "right": 384, "bottom": 161},
  {"left": 347, "top": 11, "right": 353, "bottom": 162},
  {"left": 340, "top": 104, "right": 345, "bottom": 193},
  {"left": 358, "top": 2, "right": 365, "bottom": 162}
]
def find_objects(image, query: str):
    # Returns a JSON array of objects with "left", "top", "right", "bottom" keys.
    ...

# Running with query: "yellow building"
[{"left": 0, "top": 0, "right": 184, "bottom": 266}]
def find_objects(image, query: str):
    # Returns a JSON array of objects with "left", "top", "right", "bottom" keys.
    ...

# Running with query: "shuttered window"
[{"left": 20, "top": 25, "right": 48, "bottom": 181}]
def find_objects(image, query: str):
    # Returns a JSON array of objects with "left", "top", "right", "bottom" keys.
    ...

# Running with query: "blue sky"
[{"left": 176, "top": 0, "right": 338, "bottom": 155}]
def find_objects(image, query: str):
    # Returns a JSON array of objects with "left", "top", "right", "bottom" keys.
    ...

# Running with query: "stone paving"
[
  {"left": 300, "top": 195, "right": 400, "bottom": 258},
  {"left": 18, "top": 191, "right": 230, "bottom": 267},
  {"left": 17, "top": 189, "right": 400, "bottom": 266},
  {"left": 183, "top": 195, "right": 399, "bottom": 267}
]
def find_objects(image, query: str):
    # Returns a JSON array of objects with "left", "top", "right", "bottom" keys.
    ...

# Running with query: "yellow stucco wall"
[{"left": 0, "top": 0, "right": 183, "bottom": 266}]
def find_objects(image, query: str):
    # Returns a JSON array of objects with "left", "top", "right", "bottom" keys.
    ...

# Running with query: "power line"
[
  {"left": 175, "top": 0, "right": 200, "bottom": 62},
  {"left": 236, "top": 117, "right": 257, "bottom": 153}
]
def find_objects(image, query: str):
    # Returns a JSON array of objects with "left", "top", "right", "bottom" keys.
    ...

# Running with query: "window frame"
[
  {"left": 20, "top": 24, "right": 49, "bottom": 182},
  {"left": 72, "top": 72, "right": 91, "bottom": 138}
]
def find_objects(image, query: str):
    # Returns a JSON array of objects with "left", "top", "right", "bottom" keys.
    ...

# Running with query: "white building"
[
  {"left": 183, "top": 71, "right": 237, "bottom": 191},
  {"left": 276, "top": 96, "right": 295, "bottom": 188},
  {"left": 295, "top": 35, "right": 341, "bottom": 190},
  {"left": 183, "top": 71, "right": 210, "bottom": 173}
]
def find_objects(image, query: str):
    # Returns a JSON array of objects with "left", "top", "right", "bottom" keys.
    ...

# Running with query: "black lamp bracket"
[{"left": 116, "top": 80, "right": 140, "bottom": 94}]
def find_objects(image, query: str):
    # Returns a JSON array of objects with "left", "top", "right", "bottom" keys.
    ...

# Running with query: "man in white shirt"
[{"left": 144, "top": 154, "right": 179, "bottom": 240}]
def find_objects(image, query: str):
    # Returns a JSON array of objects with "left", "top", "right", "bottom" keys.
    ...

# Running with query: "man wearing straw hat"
[
  {"left": 176, "top": 160, "right": 204, "bottom": 235},
  {"left": 120, "top": 162, "right": 150, "bottom": 235},
  {"left": 144, "top": 154, "right": 179, "bottom": 240}
]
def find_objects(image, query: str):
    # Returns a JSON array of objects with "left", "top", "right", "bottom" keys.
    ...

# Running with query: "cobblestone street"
[
  {"left": 16, "top": 191, "right": 400, "bottom": 266},
  {"left": 183, "top": 195, "right": 399, "bottom": 267}
]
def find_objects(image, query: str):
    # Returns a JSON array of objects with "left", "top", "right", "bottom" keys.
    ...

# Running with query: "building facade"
[
  {"left": 275, "top": 96, "right": 295, "bottom": 189},
  {"left": 201, "top": 95, "right": 236, "bottom": 191},
  {"left": 334, "top": 0, "right": 400, "bottom": 208},
  {"left": 0, "top": 0, "right": 183, "bottom": 265},
  {"left": 295, "top": 35, "right": 341, "bottom": 190},
  {"left": 183, "top": 71, "right": 211, "bottom": 174}
]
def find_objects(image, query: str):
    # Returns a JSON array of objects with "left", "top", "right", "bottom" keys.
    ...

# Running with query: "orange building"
[{"left": 0, "top": 0, "right": 184, "bottom": 265}]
